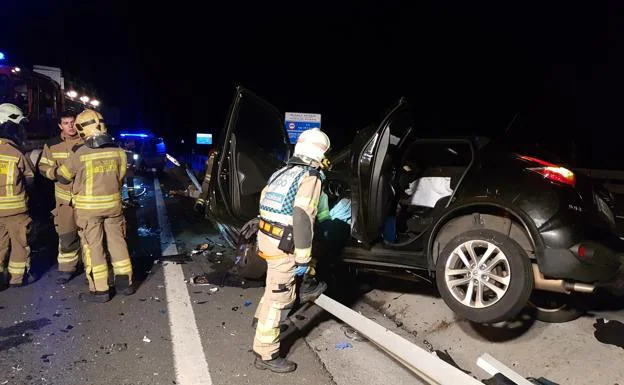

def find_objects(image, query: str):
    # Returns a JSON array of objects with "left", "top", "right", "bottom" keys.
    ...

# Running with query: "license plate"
[{"left": 596, "top": 195, "right": 615, "bottom": 225}]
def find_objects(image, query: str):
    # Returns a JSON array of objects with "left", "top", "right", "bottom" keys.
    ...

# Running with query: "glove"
[
  {"left": 240, "top": 217, "right": 260, "bottom": 240},
  {"left": 193, "top": 198, "right": 206, "bottom": 213},
  {"left": 293, "top": 264, "right": 309, "bottom": 277}
]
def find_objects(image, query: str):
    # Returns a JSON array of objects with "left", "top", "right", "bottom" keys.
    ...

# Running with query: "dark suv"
[{"left": 206, "top": 86, "right": 623, "bottom": 324}]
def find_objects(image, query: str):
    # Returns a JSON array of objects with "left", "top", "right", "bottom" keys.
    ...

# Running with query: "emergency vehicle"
[{"left": 0, "top": 52, "right": 101, "bottom": 157}]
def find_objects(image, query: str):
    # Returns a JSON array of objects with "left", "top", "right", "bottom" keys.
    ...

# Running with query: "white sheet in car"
[{"left": 405, "top": 177, "right": 453, "bottom": 208}]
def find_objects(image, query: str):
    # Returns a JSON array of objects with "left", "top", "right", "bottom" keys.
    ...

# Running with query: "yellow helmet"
[{"left": 75, "top": 109, "right": 107, "bottom": 139}]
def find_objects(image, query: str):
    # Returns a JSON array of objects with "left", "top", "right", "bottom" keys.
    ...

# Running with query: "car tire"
[
  {"left": 436, "top": 229, "right": 533, "bottom": 323},
  {"left": 528, "top": 291, "right": 584, "bottom": 323}
]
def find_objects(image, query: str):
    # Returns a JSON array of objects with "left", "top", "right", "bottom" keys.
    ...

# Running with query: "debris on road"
[
  {"left": 206, "top": 238, "right": 225, "bottom": 248},
  {"left": 137, "top": 226, "right": 156, "bottom": 237},
  {"left": 191, "top": 275, "right": 211, "bottom": 285},
  {"left": 110, "top": 343, "right": 128, "bottom": 352},
  {"left": 192, "top": 243, "right": 213, "bottom": 254},
  {"left": 244, "top": 300, "right": 252, "bottom": 307},
  {"left": 341, "top": 325, "right": 367, "bottom": 342},
  {"left": 209, "top": 287, "right": 219, "bottom": 293},
  {"left": 143, "top": 336, "right": 151, "bottom": 343},
  {"left": 335, "top": 342, "right": 353, "bottom": 350},
  {"left": 41, "top": 354, "right": 54, "bottom": 363},
  {"left": 593, "top": 318, "right": 624, "bottom": 349},
  {"left": 232, "top": 306, "right": 239, "bottom": 311}
]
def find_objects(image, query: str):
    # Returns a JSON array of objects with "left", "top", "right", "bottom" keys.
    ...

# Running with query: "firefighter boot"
[
  {"left": 114, "top": 275, "right": 135, "bottom": 296},
  {"left": 79, "top": 291, "right": 110, "bottom": 303},
  {"left": 56, "top": 270, "right": 78, "bottom": 285},
  {"left": 299, "top": 276, "right": 327, "bottom": 303},
  {"left": 254, "top": 357, "right": 297, "bottom": 373}
]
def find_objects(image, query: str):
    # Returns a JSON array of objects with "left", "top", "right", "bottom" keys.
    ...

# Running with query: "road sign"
[
  {"left": 196, "top": 133, "right": 212, "bottom": 145},
  {"left": 285, "top": 112, "right": 321, "bottom": 144}
]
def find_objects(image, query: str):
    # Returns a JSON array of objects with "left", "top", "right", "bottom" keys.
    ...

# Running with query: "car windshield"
[{"left": 118, "top": 137, "right": 165, "bottom": 154}]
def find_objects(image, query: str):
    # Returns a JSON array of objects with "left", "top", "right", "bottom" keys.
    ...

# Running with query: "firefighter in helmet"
[
  {"left": 252, "top": 128, "right": 330, "bottom": 373},
  {"left": 55, "top": 109, "right": 133, "bottom": 302},
  {"left": 0, "top": 103, "right": 35, "bottom": 290}
]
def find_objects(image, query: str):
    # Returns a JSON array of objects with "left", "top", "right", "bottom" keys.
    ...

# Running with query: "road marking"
[{"left": 153, "top": 177, "right": 213, "bottom": 385}]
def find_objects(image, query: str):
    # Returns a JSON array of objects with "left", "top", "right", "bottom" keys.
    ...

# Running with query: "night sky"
[{"left": 2, "top": 1, "right": 624, "bottom": 167}]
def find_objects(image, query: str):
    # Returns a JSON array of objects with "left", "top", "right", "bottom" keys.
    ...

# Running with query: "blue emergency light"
[
  {"left": 0, "top": 52, "right": 5, "bottom": 61},
  {"left": 120, "top": 132, "right": 149, "bottom": 138}
]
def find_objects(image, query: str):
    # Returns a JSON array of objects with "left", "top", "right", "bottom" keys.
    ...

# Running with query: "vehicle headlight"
[{"left": 133, "top": 154, "right": 139, "bottom": 160}]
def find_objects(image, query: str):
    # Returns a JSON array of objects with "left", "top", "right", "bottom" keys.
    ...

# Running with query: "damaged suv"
[{"left": 206, "top": 86, "right": 624, "bottom": 324}]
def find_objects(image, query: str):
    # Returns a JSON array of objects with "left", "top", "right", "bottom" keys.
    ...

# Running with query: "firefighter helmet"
[
  {"left": 0, "top": 103, "right": 27, "bottom": 125},
  {"left": 75, "top": 109, "right": 107, "bottom": 139},
  {"left": 293, "top": 128, "right": 330, "bottom": 164}
]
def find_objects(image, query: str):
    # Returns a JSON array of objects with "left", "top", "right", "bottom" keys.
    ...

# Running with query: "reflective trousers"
[
  {"left": 0, "top": 213, "right": 31, "bottom": 285},
  {"left": 252, "top": 253, "right": 296, "bottom": 360},
  {"left": 76, "top": 213, "right": 132, "bottom": 293},
  {"left": 53, "top": 203, "right": 80, "bottom": 272}
]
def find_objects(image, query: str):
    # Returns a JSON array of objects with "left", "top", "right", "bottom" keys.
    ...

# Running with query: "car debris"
[
  {"left": 191, "top": 243, "right": 213, "bottom": 255},
  {"left": 191, "top": 275, "right": 212, "bottom": 285},
  {"left": 593, "top": 318, "right": 624, "bottom": 349},
  {"left": 142, "top": 336, "right": 151, "bottom": 343},
  {"left": 109, "top": 343, "right": 128, "bottom": 352},
  {"left": 341, "top": 325, "right": 367, "bottom": 342},
  {"left": 335, "top": 342, "right": 353, "bottom": 350}
]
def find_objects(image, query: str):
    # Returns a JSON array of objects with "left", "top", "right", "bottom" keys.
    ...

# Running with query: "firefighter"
[
  {"left": 38, "top": 110, "right": 83, "bottom": 284},
  {"left": 55, "top": 109, "right": 133, "bottom": 303},
  {"left": 0, "top": 103, "right": 35, "bottom": 290},
  {"left": 252, "top": 128, "right": 330, "bottom": 373}
]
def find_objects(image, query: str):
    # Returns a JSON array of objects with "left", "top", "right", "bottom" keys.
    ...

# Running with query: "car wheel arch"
[{"left": 428, "top": 202, "right": 544, "bottom": 270}]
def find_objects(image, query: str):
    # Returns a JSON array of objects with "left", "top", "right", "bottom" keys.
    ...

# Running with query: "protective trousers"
[
  {"left": 76, "top": 213, "right": 132, "bottom": 293},
  {"left": 0, "top": 213, "right": 31, "bottom": 285},
  {"left": 253, "top": 253, "right": 296, "bottom": 360},
  {"left": 53, "top": 204, "right": 80, "bottom": 272}
]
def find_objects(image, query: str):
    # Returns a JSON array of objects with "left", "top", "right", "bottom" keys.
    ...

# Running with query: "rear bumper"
[{"left": 540, "top": 242, "right": 622, "bottom": 284}]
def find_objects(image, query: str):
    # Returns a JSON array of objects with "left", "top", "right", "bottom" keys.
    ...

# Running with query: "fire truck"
[
  {"left": 0, "top": 53, "right": 101, "bottom": 158},
  {"left": 0, "top": 53, "right": 103, "bottom": 217}
]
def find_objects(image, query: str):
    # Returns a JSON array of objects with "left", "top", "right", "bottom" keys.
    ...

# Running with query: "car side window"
[{"left": 235, "top": 96, "right": 288, "bottom": 163}]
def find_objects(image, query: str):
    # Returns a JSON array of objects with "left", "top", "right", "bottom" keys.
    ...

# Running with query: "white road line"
[{"left": 153, "top": 177, "right": 213, "bottom": 385}]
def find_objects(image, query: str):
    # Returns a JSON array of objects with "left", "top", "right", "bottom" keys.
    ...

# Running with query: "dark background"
[{"left": 2, "top": 1, "right": 624, "bottom": 167}]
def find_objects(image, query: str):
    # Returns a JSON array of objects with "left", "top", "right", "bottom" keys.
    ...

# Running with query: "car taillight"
[{"left": 517, "top": 155, "right": 576, "bottom": 187}]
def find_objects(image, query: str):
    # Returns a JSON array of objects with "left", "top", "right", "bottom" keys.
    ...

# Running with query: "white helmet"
[
  {"left": 0, "top": 103, "right": 27, "bottom": 125},
  {"left": 293, "top": 128, "right": 330, "bottom": 163}
]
